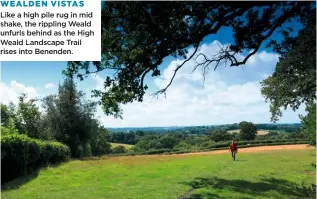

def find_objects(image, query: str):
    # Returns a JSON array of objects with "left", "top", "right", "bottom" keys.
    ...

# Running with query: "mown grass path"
[{"left": 2, "top": 145, "right": 315, "bottom": 199}]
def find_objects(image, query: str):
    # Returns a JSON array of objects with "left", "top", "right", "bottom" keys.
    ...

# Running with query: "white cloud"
[
  {"left": 94, "top": 41, "right": 305, "bottom": 127},
  {"left": 263, "top": 73, "right": 270, "bottom": 79},
  {"left": 44, "top": 83, "right": 56, "bottom": 89},
  {"left": 0, "top": 81, "right": 39, "bottom": 105},
  {"left": 91, "top": 74, "right": 104, "bottom": 90}
]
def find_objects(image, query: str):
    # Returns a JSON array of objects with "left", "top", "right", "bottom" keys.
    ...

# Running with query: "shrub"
[
  {"left": 198, "top": 141, "right": 215, "bottom": 149},
  {"left": 129, "top": 146, "right": 144, "bottom": 153},
  {"left": 209, "top": 130, "right": 233, "bottom": 142},
  {"left": 143, "top": 148, "right": 171, "bottom": 155},
  {"left": 1, "top": 126, "right": 11, "bottom": 136},
  {"left": 90, "top": 136, "right": 111, "bottom": 157},
  {"left": 111, "top": 145, "right": 127, "bottom": 154},
  {"left": 173, "top": 141, "right": 193, "bottom": 150},
  {"left": 1, "top": 134, "right": 70, "bottom": 183}
]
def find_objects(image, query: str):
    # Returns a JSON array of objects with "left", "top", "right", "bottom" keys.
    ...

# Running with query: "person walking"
[{"left": 229, "top": 140, "right": 238, "bottom": 161}]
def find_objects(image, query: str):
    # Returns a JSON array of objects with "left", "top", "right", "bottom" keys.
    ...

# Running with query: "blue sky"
[{"left": 0, "top": 17, "right": 306, "bottom": 127}]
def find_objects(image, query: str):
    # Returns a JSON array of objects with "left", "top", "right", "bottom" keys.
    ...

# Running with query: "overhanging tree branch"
[
  {"left": 189, "top": 2, "right": 306, "bottom": 74},
  {"left": 154, "top": 43, "right": 200, "bottom": 96},
  {"left": 66, "top": 2, "right": 314, "bottom": 118}
]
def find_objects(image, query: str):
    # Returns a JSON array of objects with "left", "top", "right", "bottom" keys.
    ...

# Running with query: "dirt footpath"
[{"left": 171, "top": 144, "right": 313, "bottom": 156}]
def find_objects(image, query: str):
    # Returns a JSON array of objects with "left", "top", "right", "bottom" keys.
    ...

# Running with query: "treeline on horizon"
[
  {"left": 103, "top": 121, "right": 310, "bottom": 158},
  {"left": 108, "top": 123, "right": 302, "bottom": 134},
  {"left": 107, "top": 123, "right": 306, "bottom": 149}
]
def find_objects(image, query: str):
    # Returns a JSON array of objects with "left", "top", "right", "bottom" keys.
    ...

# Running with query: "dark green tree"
[
  {"left": 41, "top": 77, "right": 101, "bottom": 157},
  {"left": 39, "top": 95, "right": 61, "bottom": 140},
  {"left": 136, "top": 130, "right": 145, "bottom": 137},
  {"left": 209, "top": 130, "right": 233, "bottom": 142},
  {"left": 0, "top": 103, "right": 10, "bottom": 126},
  {"left": 5, "top": 102, "right": 24, "bottom": 135},
  {"left": 159, "top": 135, "right": 178, "bottom": 149},
  {"left": 64, "top": 2, "right": 315, "bottom": 118},
  {"left": 16, "top": 94, "right": 41, "bottom": 138},
  {"left": 111, "top": 145, "right": 127, "bottom": 154},
  {"left": 3, "top": 94, "right": 42, "bottom": 138},
  {"left": 90, "top": 125, "right": 111, "bottom": 156},
  {"left": 239, "top": 121, "right": 258, "bottom": 141},
  {"left": 1, "top": 118, "right": 19, "bottom": 136},
  {"left": 299, "top": 102, "right": 316, "bottom": 146},
  {"left": 135, "top": 134, "right": 159, "bottom": 150},
  {"left": 261, "top": 13, "right": 316, "bottom": 122}
]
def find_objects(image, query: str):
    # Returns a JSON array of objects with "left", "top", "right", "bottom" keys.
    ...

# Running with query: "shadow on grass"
[
  {"left": 180, "top": 177, "right": 316, "bottom": 199},
  {"left": 234, "top": 159, "right": 247, "bottom": 162},
  {"left": 1, "top": 171, "right": 39, "bottom": 191},
  {"left": 1, "top": 161, "right": 66, "bottom": 191},
  {"left": 188, "top": 192, "right": 223, "bottom": 199}
]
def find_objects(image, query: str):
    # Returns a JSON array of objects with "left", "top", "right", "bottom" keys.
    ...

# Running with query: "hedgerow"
[{"left": 1, "top": 133, "right": 70, "bottom": 183}]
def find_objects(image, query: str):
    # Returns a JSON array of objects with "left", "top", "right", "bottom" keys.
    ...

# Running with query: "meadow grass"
[
  {"left": 111, "top": 142, "right": 134, "bottom": 149},
  {"left": 2, "top": 148, "right": 315, "bottom": 199}
]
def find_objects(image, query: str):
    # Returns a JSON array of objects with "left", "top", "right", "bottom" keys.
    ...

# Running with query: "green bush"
[
  {"left": 83, "top": 142, "right": 92, "bottom": 157},
  {"left": 1, "top": 133, "right": 70, "bottom": 183},
  {"left": 90, "top": 136, "right": 111, "bottom": 157},
  {"left": 111, "top": 145, "right": 127, "bottom": 154},
  {"left": 142, "top": 148, "right": 171, "bottom": 155}
]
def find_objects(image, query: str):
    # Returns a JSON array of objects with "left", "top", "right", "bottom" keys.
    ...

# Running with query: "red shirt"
[{"left": 229, "top": 143, "right": 237, "bottom": 151}]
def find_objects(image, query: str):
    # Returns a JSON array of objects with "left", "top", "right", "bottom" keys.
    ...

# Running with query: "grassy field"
[
  {"left": 228, "top": 129, "right": 269, "bottom": 135},
  {"left": 2, "top": 147, "right": 315, "bottom": 199},
  {"left": 110, "top": 142, "right": 134, "bottom": 149}
]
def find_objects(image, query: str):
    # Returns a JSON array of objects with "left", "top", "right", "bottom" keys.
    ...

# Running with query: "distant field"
[
  {"left": 227, "top": 129, "right": 240, "bottom": 134},
  {"left": 228, "top": 129, "right": 269, "bottom": 135},
  {"left": 2, "top": 145, "right": 315, "bottom": 199},
  {"left": 110, "top": 142, "right": 134, "bottom": 149}
]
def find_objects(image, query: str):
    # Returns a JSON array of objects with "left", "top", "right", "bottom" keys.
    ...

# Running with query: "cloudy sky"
[{"left": 0, "top": 24, "right": 306, "bottom": 128}]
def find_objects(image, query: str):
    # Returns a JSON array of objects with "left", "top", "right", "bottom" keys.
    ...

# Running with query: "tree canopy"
[
  {"left": 40, "top": 77, "right": 108, "bottom": 157},
  {"left": 239, "top": 121, "right": 257, "bottom": 141},
  {"left": 209, "top": 130, "right": 233, "bottom": 142},
  {"left": 1, "top": 78, "right": 112, "bottom": 158},
  {"left": 1, "top": 104, "right": 10, "bottom": 126},
  {"left": 261, "top": 12, "right": 316, "bottom": 122},
  {"left": 64, "top": 2, "right": 315, "bottom": 117},
  {"left": 299, "top": 102, "right": 316, "bottom": 146}
]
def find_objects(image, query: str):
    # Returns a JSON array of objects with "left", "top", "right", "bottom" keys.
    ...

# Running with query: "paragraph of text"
[{"left": 0, "top": 0, "right": 101, "bottom": 61}]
